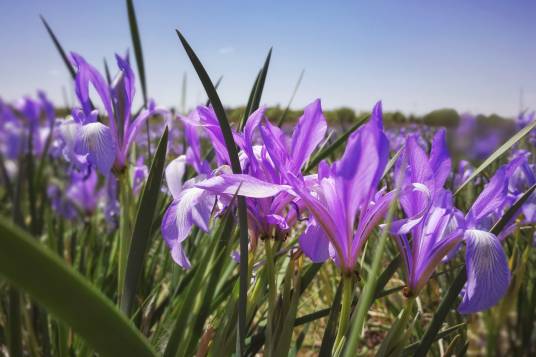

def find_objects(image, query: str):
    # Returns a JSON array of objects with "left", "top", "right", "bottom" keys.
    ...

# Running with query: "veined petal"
[
  {"left": 299, "top": 218, "right": 330, "bottom": 263},
  {"left": 78, "top": 122, "right": 117, "bottom": 174},
  {"left": 171, "top": 242, "right": 192, "bottom": 269},
  {"left": 165, "top": 156, "right": 186, "bottom": 199},
  {"left": 175, "top": 186, "right": 214, "bottom": 243},
  {"left": 289, "top": 99, "right": 327, "bottom": 172},
  {"left": 459, "top": 229, "right": 511, "bottom": 314},
  {"left": 196, "top": 174, "right": 292, "bottom": 198},
  {"left": 161, "top": 201, "right": 179, "bottom": 247}
]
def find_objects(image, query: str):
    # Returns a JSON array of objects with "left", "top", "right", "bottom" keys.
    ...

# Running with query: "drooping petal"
[
  {"left": 174, "top": 186, "right": 214, "bottom": 243},
  {"left": 165, "top": 156, "right": 186, "bottom": 199},
  {"left": 171, "top": 242, "right": 191, "bottom": 269},
  {"left": 458, "top": 229, "right": 511, "bottom": 314},
  {"left": 299, "top": 218, "right": 330, "bottom": 263},
  {"left": 161, "top": 201, "right": 179, "bottom": 247},
  {"left": 289, "top": 99, "right": 327, "bottom": 172},
  {"left": 196, "top": 174, "right": 292, "bottom": 198},
  {"left": 78, "top": 122, "right": 117, "bottom": 174}
]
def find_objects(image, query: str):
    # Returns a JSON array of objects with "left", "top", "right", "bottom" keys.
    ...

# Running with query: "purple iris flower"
[
  {"left": 161, "top": 99, "right": 327, "bottom": 268},
  {"left": 282, "top": 102, "right": 391, "bottom": 273},
  {"left": 59, "top": 52, "right": 162, "bottom": 175},
  {"left": 391, "top": 130, "right": 465, "bottom": 296},
  {"left": 47, "top": 169, "right": 99, "bottom": 220},
  {"left": 196, "top": 100, "right": 327, "bottom": 242},
  {"left": 391, "top": 129, "right": 516, "bottom": 312}
]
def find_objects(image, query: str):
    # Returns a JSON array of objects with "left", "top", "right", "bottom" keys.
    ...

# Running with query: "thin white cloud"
[{"left": 218, "top": 46, "right": 235, "bottom": 55}]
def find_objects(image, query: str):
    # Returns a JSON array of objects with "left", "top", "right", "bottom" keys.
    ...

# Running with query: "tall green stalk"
[
  {"left": 334, "top": 274, "right": 353, "bottom": 351},
  {"left": 117, "top": 173, "right": 132, "bottom": 301}
]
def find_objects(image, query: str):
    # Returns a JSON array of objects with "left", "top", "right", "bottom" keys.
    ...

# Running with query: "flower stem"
[
  {"left": 117, "top": 173, "right": 132, "bottom": 302},
  {"left": 335, "top": 274, "right": 354, "bottom": 351},
  {"left": 264, "top": 239, "right": 277, "bottom": 357}
]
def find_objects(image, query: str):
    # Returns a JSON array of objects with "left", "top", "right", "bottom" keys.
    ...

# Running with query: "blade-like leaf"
[
  {"left": 121, "top": 127, "right": 168, "bottom": 315},
  {"left": 40, "top": 16, "right": 76, "bottom": 79},
  {"left": 455, "top": 119, "right": 536, "bottom": 194},
  {"left": 239, "top": 48, "right": 272, "bottom": 131},
  {"left": 277, "top": 69, "right": 305, "bottom": 127},
  {"left": 304, "top": 114, "right": 370, "bottom": 173},
  {"left": 342, "top": 180, "right": 400, "bottom": 357},
  {"left": 126, "top": 0, "right": 147, "bottom": 106},
  {"left": 175, "top": 29, "right": 249, "bottom": 355},
  {"left": 0, "top": 217, "right": 157, "bottom": 357},
  {"left": 125, "top": 0, "right": 151, "bottom": 157},
  {"left": 319, "top": 282, "right": 343, "bottom": 356}
]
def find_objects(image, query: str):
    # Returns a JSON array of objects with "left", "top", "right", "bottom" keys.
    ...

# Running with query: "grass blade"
[
  {"left": 125, "top": 0, "right": 152, "bottom": 158},
  {"left": 342, "top": 176, "right": 400, "bottom": 357},
  {"left": 455, "top": 119, "right": 536, "bottom": 194},
  {"left": 175, "top": 29, "right": 250, "bottom": 355},
  {"left": 0, "top": 217, "right": 157, "bottom": 357},
  {"left": 126, "top": 0, "right": 147, "bottom": 106},
  {"left": 277, "top": 69, "right": 305, "bottom": 127},
  {"left": 121, "top": 127, "right": 168, "bottom": 315},
  {"left": 304, "top": 113, "right": 369, "bottom": 173},
  {"left": 40, "top": 16, "right": 76, "bottom": 79},
  {"left": 319, "top": 282, "right": 343, "bottom": 356},
  {"left": 239, "top": 48, "right": 272, "bottom": 131}
]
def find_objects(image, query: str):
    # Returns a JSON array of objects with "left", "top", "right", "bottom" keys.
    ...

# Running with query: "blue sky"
[{"left": 1, "top": 0, "right": 535, "bottom": 116}]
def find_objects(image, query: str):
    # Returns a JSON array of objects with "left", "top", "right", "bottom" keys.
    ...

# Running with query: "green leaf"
[
  {"left": 239, "top": 48, "right": 272, "bottom": 131},
  {"left": 121, "top": 127, "right": 168, "bottom": 315},
  {"left": 175, "top": 29, "right": 249, "bottom": 355},
  {"left": 319, "top": 282, "right": 343, "bottom": 356},
  {"left": 277, "top": 69, "right": 305, "bottom": 127},
  {"left": 455, "top": 119, "right": 536, "bottom": 195},
  {"left": 125, "top": 0, "right": 152, "bottom": 157},
  {"left": 304, "top": 114, "right": 369, "bottom": 173},
  {"left": 40, "top": 16, "right": 76, "bottom": 79},
  {"left": 342, "top": 184, "right": 399, "bottom": 357},
  {"left": 126, "top": 0, "right": 147, "bottom": 106},
  {"left": 0, "top": 217, "right": 157, "bottom": 357}
]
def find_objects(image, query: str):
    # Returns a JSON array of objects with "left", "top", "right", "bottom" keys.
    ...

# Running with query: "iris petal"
[{"left": 459, "top": 229, "right": 511, "bottom": 314}]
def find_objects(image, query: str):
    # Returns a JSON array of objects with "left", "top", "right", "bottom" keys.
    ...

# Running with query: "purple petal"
[
  {"left": 289, "top": 99, "right": 327, "bottom": 172},
  {"left": 171, "top": 242, "right": 192, "bottom": 269},
  {"left": 196, "top": 174, "right": 292, "bottom": 198},
  {"left": 299, "top": 218, "right": 330, "bottom": 263},
  {"left": 429, "top": 129, "right": 451, "bottom": 191},
  {"left": 333, "top": 102, "right": 389, "bottom": 221},
  {"left": 161, "top": 201, "right": 179, "bottom": 247},
  {"left": 165, "top": 156, "right": 186, "bottom": 199},
  {"left": 78, "top": 122, "right": 117, "bottom": 174},
  {"left": 467, "top": 167, "right": 507, "bottom": 223},
  {"left": 260, "top": 119, "right": 289, "bottom": 171},
  {"left": 71, "top": 53, "right": 115, "bottom": 125},
  {"left": 175, "top": 186, "right": 214, "bottom": 242},
  {"left": 459, "top": 229, "right": 511, "bottom": 314}
]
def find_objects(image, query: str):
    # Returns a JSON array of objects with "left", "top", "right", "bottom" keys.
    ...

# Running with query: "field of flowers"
[{"left": 0, "top": 2, "right": 535, "bottom": 356}]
